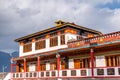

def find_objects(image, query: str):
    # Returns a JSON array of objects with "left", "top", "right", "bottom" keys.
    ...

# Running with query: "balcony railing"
[
  {"left": 68, "top": 31, "right": 120, "bottom": 48},
  {"left": 11, "top": 67, "right": 120, "bottom": 79},
  {"left": 11, "top": 70, "right": 58, "bottom": 79},
  {"left": 59, "top": 68, "right": 91, "bottom": 78},
  {"left": 94, "top": 67, "right": 120, "bottom": 77}
]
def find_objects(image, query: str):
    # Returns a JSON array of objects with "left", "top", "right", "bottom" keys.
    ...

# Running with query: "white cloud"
[
  {"left": 110, "top": 9, "right": 120, "bottom": 27},
  {"left": 0, "top": 0, "right": 120, "bottom": 51}
]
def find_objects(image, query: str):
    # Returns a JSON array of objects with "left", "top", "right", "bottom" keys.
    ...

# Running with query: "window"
[
  {"left": 20, "top": 66, "right": 24, "bottom": 72},
  {"left": 74, "top": 58, "right": 90, "bottom": 69},
  {"left": 77, "top": 30, "right": 82, "bottom": 35},
  {"left": 60, "top": 29, "right": 65, "bottom": 34},
  {"left": 41, "top": 64, "right": 46, "bottom": 71},
  {"left": 35, "top": 40, "right": 46, "bottom": 50},
  {"left": 50, "top": 37, "right": 58, "bottom": 47},
  {"left": 50, "top": 32, "right": 57, "bottom": 37},
  {"left": 82, "top": 32, "right": 88, "bottom": 36},
  {"left": 74, "top": 59, "right": 80, "bottom": 69},
  {"left": 61, "top": 61, "right": 66, "bottom": 69},
  {"left": 60, "top": 35, "right": 65, "bottom": 45},
  {"left": 105, "top": 55, "right": 119, "bottom": 67},
  {"left": 50, "top": 63, "right": 57, "bottom": 70},
  {"left": 23, "top": 43, "right": 32, "bottom": 53},
  {"left": 61, "top": 57, "right": 69, "bottom": 69},
  {"left": 77, "top": 36, "right": 83, "bottom": 40}
]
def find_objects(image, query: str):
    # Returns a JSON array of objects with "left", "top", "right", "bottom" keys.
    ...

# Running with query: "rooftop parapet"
[{"left": 68, "top": 31, "right": 120, "bottom": 48}]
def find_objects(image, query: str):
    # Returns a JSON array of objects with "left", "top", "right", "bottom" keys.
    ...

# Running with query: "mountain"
[{"left": 0, "top": 51, "right": 19, "bottom": 72}]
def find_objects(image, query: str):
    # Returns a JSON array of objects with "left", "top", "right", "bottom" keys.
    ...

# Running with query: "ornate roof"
[{"left": 15, "top": 21, "right": 102, "bottom": 42}]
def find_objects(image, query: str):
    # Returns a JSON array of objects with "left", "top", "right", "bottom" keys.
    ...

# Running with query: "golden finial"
[{"left": 55, "top": 20, "right": 65, "bottom": 27}]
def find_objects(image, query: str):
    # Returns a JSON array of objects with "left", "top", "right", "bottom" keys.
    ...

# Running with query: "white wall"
[
  {"left": 95, "top": 56, "right": 106, "bottom": 67},
  {"left": 46, "top": 63, "right": 50, "bottom": 70},
  {"left": 19, "top": 33, "right": 78, "bottom": 57},
  {"left": 19, "top": 45, "right": 23, "bottom": 57},
  {"left": 3, "top": 73, "right": 11, "bottom": 80},
  {"left": 65, "top": 33, "right": 77, "bottom": 43},
  {"left": 69, "top": 59, "right": 74, "bottom": 69},
  {"left": 20, "top": 45, "right": 68, "bottom": 56},
  {"left": 29, "top": 63, "right": 36, "bottom": 71},
  {"left": 32, "top": 41, "right": 35, "bottom": 53}
]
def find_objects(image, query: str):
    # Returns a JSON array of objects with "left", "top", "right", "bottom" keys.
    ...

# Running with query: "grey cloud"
[{"left": 0, "top": 0, "right": 120, "bottom": 52}]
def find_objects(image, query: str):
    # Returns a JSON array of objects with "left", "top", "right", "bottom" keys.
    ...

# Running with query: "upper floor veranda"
[{"left": 16, "top": 20, "right": 101, "bottom": 57}]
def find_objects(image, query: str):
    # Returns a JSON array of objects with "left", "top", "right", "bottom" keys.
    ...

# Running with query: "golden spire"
[{"left": 55, "top": 20, "right": 65, "bottom": 27}]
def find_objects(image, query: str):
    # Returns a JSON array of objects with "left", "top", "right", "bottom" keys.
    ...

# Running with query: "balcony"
[
  {"left": 94, "top": 67, "right": 120, "bottom": 78},
  {"left": 68, "top": 31, "right": 120, "bottom": 48},
  {"left": 11, "top": 67, "right": 120, "bottom": 79}
]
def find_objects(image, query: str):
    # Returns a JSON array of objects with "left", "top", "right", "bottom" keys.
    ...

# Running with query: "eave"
[{"left": 15, "top": 22, "right": 102, "bottom": 42}]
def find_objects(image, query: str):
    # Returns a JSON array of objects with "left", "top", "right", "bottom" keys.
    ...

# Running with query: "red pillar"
[
  {"left": 37, "top": 56, "right": 40, "bottom": 71},
  {"left": 57, "top": 57, "right": 60, "bottom": 70},
  {"left": 90, "top": 48, "right": 94, "bottom": 78},
  {"left": 24, "top": 59, "right": 26, "bottom": 72},
  {"left": 56, "top": 54, "right": 60, "bottom": 77}
]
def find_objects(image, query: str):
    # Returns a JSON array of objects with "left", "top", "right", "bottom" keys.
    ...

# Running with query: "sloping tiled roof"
[{"left": 15, "top": 22, "right": 102, "bottom": 42}]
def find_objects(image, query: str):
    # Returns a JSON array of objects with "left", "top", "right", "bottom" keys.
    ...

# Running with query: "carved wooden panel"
[
  {"left": 107, "top": 68, "right": 115, "bottom": 75},
  {"left": 16, "top": 73, "right": 19, "bottom": 77},
  {"left": 71, "top": 70, "right": 76, "bottom": 76},
  {"left": 81, "top": 70, "right": 86, "bottom": 76},
  {"left": 46, "top": 72, "right": 49, "bottom": 76},
  {"left": 52, "top": 71, "right": 55, "bottom": 76},
  {"left": 62, "top": 71, "right": 67, "bottom": 76},
  {"left": 34, "top": 73, "right": 37, "bottom": 77},
  {"left": 30, "top": 73, "right": 32, "bottom": 77},
  {"left": 20, "top": 73, "right": 22, "bottom": 77},
  {"left": 118, "top": 68, "right": 120, "bottom": 75},
  {"left": 41, "top": 72, "right": 44, "bottom": 77},
  {"left": 13, "top": 73, "right": 15, "bottom": 78},
  {"left": 97, "top": 69, "right": 104, "bottom": 75},
  {"left": 26, "top": 73, "right": 29, "bottom": 77}
]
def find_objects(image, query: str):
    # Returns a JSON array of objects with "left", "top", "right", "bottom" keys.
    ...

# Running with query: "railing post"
[{"left": 90, "top": 48, "right": 94, "bottom": 78}]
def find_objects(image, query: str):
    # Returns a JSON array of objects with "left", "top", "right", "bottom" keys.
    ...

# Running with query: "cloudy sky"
[{"left": 0, "top": 0, "right": 120, "bottom": 53}]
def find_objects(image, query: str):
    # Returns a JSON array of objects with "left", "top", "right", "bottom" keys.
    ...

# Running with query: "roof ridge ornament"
[{"left": 55, "top": 20, "right": 65, "bottom": 27}]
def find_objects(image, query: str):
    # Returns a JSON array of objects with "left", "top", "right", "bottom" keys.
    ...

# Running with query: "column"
[
  {"left": 24, "top": 59, "right": 26, "bottom": 72},
  {"left": 10, "top": 59, "right": 13, "bottom": 73},
  {"left": 56, "top": 53, "right": 60, "bottom": 77},
  {"left": 37, "top": 56, "right": 40, "bottom": 71},
  {"left": 90, "top": 48, "right": 94, "bottom": 78}
]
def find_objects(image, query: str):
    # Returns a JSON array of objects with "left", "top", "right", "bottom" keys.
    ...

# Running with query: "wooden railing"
[
  {"left": 68, "top": 31, "right": 120, "bottom": 48},
  {"left": 11, "top": 67, "right": 120, "bottom": 79},
  {"left": 59, "top": 68, "right": 91, "bottom": 77},
  {"left": 94, "top": 67, "right": 120, "bottom": 77},
  {"left": 11, "top": 70, "right": 58, "bottom": 79}
]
